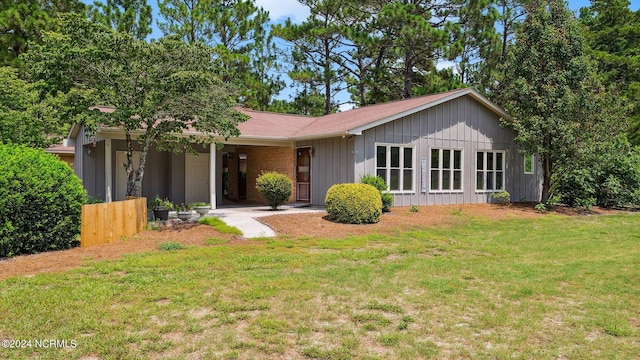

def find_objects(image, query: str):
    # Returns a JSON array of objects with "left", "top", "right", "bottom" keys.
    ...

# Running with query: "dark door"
[{"left": 296, "top": 148, "right": 311, "bottom": 202}]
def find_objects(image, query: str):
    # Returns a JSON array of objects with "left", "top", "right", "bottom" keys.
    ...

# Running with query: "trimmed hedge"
[
  {"left": 325, "top": 183, "right": 382, "bottom": 224},
  {"left": 0, "top": 144, "right": 86, "bottom": 257},
  {"left": 256, "top": 171, "right": 292, "bottom": 210}
]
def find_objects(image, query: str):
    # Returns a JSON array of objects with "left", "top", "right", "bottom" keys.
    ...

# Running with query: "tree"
[
  {"left": 158, "top": 0, "right": 283, "bottom": 110},
  {"left": 500, "top": 0, "right": 623, "bottom": 202},
  {"left": 0, "top": 0, "right": 85, "bottom": 67},
  {"left": 27, "top": 14, "right": 247, "bottom": 197},
  {"left": 273, "top": 0, "right": 344, "bottom": 115},
  {"left": 0, "top": 67, "right": 90, "bottom": 148},
  {"left": 89, "top": 0, "right": 152, "bottom": 40},
  {"left": 579, "top": 0, "right": 640, "bottom": 144}
]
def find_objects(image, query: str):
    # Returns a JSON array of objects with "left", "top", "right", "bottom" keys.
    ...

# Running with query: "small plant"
[
  {"left": 158, "top": 242, "right": 183, "bottom": 251},
  {"left": 490, "top": 190, "right": 511, "bottom": 206},
  {"left": 191, "top": 201, "right": 208, "bottom": 207},
  {"left": 176, "top": 203, "right": 191, "bottom": 212},
  {"left": 325, "top": 183, "right": 382, "bottom": 224},
  {"left": 151, "top": 195, "right": 173, "bottom": 210},
  {"left": 535, "top": 203, "right": 547, "bottom": 213},
  {"left": 409, "top": 205, "right": 419, "bottom": 213},
  {"left": 361, "top": 174, "right": 393, "bottom": 212},
  {"left": 255, "top": 171, "right": 292, "bottom": 210}
]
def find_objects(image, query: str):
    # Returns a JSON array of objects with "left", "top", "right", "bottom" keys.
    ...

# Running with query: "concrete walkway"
[{"left": 205, "top": 204, "right": 325, "bottom": 238}]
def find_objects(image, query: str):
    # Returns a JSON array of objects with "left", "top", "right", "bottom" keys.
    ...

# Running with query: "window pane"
[
  {"left": 443, "top": 150, "right": 451, "bottom": 169},
  {"left": 496, "top": 171, "right": 504, "bottom": 190},
  {"left": 454, "top": 150, "right": 462, "bottom": 170},
  {"left": 487, "top": 171, "right": 494, "bottom": 190},
  {"left": 403, "top": 170, "right": 412, "bottom": 190},
  {"left": 487, "top": 152, "right": 494, "bottom": 170},
  {"left": 477, "top": 152, "right": 483, "bottom": 170},
  {"left": 442, "top": 170, "right": 451, "bottom": 190},
  {"left": 390, "top": 169, "right": 400, "bottom": 190},
  {"left": 496, "top": 152, "right": 503, "bottom": 171},
  {"left": 391, "top": 147, "right": 400, "bottom": 167},
  {"left": 404, "top": 148, "right": 413, "bottom": 168},
  {"left": 376, "top": 169, "right": 386, "bottom": 182},
  {"left": 476, "top": 171, "right": 484, "bottom": 190},
  {"left": 453, "top": 171, "right": 462, "bottom": 190},
  {"left": 431, "top": 149, "right": 439, "bottom": 169},
  {"left": 377, "top": 146, "right": 386, "bottom": 167},
  {"left": 431, "top": 170, "right": 439, "bottom": 190},
  {"left": 524, "top": 154, "right": 533, "bottom": 173}
]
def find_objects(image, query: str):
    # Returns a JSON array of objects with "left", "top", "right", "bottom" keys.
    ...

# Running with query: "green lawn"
[{"left": 1, "top": 213, "right": 639, "bottom": 359}]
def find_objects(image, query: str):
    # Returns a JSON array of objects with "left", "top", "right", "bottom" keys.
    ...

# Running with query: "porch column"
[
  {"left": 104, "top": 138, "right": 112, "bottom": 203},
  {"left": 210, "top": 143, "right": 217, "bottom": 209}
]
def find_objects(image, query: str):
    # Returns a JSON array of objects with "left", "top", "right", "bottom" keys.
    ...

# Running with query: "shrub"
[
  {"left": 0, "top": 144, "right": 86, "bottom": 257},
  {"left": 490, "top": 190, "right": 511, "bottom": 206},
  {"left": 256, "top": 171, "right": 292, "bottom": 210},
  {"left": 325, "top": 183, "right": 382, "bottom": 224},
  {"left": 360, "top": 174, "right": 393, "bottom": 212}
]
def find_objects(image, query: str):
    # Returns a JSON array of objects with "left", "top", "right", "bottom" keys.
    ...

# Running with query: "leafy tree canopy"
[{"left": 26, "top": 14, "right": 247, "bottom": 197}]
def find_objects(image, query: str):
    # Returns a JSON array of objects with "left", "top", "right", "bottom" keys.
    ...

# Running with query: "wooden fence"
[{"left": 81, "top": 197, "right": 147, "bottom": 247}]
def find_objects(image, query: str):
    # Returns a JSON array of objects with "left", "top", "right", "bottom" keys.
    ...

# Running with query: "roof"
[
  {"left": 72, "top": 88, "right": 506, "bottom": 142},
  {"left": 237, "top": 88, "right": 506, "bottom": 140}
]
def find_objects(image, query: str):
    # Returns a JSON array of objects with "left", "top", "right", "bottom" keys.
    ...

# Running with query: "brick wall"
[
  {"left": 224, "top": 146, "right": 296, "bottom": 204},
  {"left": 245, "top": 146, "right": 296, "bottom": 203}
]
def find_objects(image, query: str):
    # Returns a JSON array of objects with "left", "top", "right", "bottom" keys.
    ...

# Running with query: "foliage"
[
  {"left": 534, "top": 203, "right": 547, "bottom": 213},
  {"left": 579, "top": 0, "right": 640, "bottom": 145},
  {"left": 157, "top": 242, "right": 183, "bottom": 251},
  {"left": 255, "top": 172, "right": 292, "bottom": 210},
  {"left": 26, "top": 14, "right": 247, "bottom": 198},
  {"left": 150, "top": 196, "right": 174, "bottom": 210},
  {"left": 409, "top": 205, "right": 419, "bottom": 213},
  {"left": 0, "top": 0, "right": 85, "bottom": 68},
  {"left": 360, "top": 174, "right": 393, "bottom": 212},
  {"left": 198, "top": 217, "right": 242, "bottom": 235},
  {"left": 490, "top": 190, "right": 511, "bottom": 206},
  {"left": 0, "top": 143, "right": 85, "bottom": 257},
  {"left": 325, "top": 183, "right": 382, "bottom": 224},
  {"left": 0, "top": 67, "right": 63, "bottom": 147},
  {"left": 553, "top": 137, "right": 640, "bottom": 208},
  {"left": 158, "top": 0, "right": 283, "bottom": 110},
  {"left": 89, "top": 0, "right": 152, "bottom": 40},
  {"left": 499, "top": 0, "right": 624, "bottom": 202}
]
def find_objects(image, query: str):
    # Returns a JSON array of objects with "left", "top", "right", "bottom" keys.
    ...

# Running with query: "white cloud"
[
  {"left": 435, "top": 60, "right": 458, "bottom": 73},
  {"left": 256, "top": 0, "right": 310, "bottom": 23}
]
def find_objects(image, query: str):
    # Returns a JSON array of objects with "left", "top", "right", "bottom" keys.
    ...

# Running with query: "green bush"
[
  {"left": 360, "top": 174, "right": 393, "bottom": 212},
  {"left": 0, "top": 144, "right": 86, "bottom": 257},
  {"left": 325, "top": 183, "right": 382, "bottom": 224},
  {"left": 256, "top": 171, "right": 292, "bottom": 210}
]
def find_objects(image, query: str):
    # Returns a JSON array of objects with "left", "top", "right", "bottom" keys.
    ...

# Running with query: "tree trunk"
[
  {"left": 324, "top": 39, "right": 332, "bottom": 115},
  {"left": 403, "top": 46, "right": 413, "bottom": 99},
  {"left": 541, "top": 155, "right": 552, "bottom": 202},
  {"left": 125, "top": 132, "right": 137, "bottom": 197}
]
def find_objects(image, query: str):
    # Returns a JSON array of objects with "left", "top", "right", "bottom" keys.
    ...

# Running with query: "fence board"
[{"left": 81, "top": 198, "right": 147, "bottom": 247}]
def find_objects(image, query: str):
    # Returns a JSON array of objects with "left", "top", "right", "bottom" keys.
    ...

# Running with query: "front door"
[{"left": 296, "top": 148, "right": 311, "bottom": 202}]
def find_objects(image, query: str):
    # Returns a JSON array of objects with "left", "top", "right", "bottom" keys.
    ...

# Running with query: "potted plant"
[
  {"left": 151, "top": 195, "right": 173, "bottom": 221},
  {"left": 191, "top": 202, "right": 211, "bottom": 217},
  {"left": 176, "top": 203, "right": 193, "bottom": 221}
]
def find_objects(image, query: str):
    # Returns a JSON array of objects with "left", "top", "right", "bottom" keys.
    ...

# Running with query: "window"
[
  {"left": 430, "top": 148, "right": 462, "bottom": 192},
  {"left": 524, "top": 154, "right": 534, "bottom": 174},
  {"left": 476, "top": 150, "right": 505, "bottom": 191},
  {"left": 376, "top": 144, "right": 413, "bottom": 191}
]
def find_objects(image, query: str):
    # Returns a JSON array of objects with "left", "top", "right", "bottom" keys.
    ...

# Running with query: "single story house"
[
  {"left": 68, "top": 88, "right": 542, "bottom": 208},
  {"left": 46, "top": 138, "right": 75, "bottom": 168}
]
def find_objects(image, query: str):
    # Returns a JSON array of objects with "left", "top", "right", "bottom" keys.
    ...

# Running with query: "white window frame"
[
  {"left": 429, "top": 147, "right": 464, "bottom": 193},
  {"left": 523, "top": 154, "right": 535, "bottom": 174},
  {"left": 475, "top": 150, "right": 506, "bottom": 192},
  {"left": 375, "top": 143, "right": 415, "bottom": 193}
]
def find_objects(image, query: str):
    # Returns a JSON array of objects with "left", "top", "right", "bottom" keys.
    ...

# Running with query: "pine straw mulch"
[{"left": 0, "top": 203, "right": 626, "bottom": 280}]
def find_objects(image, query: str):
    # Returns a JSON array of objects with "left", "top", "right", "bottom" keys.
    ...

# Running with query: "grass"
[
  {"left": 198, "top": 216, "right": 243, "bottom": 235},
  {"left": 1, "top": 213, "right": 639, "bottom": 359}
]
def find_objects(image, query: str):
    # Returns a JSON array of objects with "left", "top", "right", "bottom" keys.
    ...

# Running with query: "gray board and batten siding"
[{"left": 301, "top": 95, "right": 542, "bottom": 206}]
